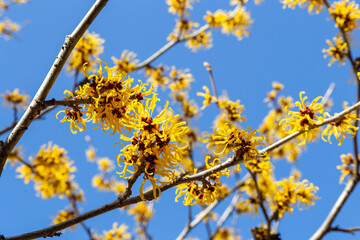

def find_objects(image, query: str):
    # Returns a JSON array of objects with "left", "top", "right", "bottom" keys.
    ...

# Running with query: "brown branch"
[
  {"left": 42, "top": 99, "right": 91, "bottom": 109},
  {"left": 250, "top": 171, "right": 271, "bottom": 238},
  {"left": 309, "top": 177, "right": 359, "bottom": 240},
  {"left": 330, "top": 226, "right": 360, "bottom": 235},
  {"left": 204, "top": 62, "right": 221, "bottom": 110},
  {"left": 0, "top": 0, "right": 109, "bottom": 176}
]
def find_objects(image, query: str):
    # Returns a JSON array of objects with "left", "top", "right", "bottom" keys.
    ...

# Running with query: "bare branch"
[
  {"left": 330, "top": 226, "right": 360, "bottom": 235},
  {"left": 310, "top": 178, "right": 359, "bottom": 240},
  {"left": 0, "top": 0, "right": 109, "bottom": 176}
]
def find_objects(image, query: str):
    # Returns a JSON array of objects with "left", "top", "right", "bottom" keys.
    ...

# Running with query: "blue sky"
[{"left": 1, "top": 0, "right": 360, "bottom": 239}]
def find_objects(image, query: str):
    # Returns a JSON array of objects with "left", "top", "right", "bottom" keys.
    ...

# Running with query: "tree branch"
[
  {"left": 0, "top": 0, "right": 109, "bottom": 176},
  {"left": 6, "top": 98, "right": 360, "bottom": 239},
  {"left": 309, "top": 177, "right": 359, "bottom": 240},
  {"left": 330, "top": 226, "right": 360, "bottom": 235}
]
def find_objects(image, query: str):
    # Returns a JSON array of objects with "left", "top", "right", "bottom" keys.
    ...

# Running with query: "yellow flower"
[
  {"left": 144, "top": 65, "right": 169, "bottom": 91},
  {"left": 175, "top": 157, "right": 229, "bottom": 206},
  {"left": 128, "top": 202, "right": 153, "bottom": 224},
  {"left": 213, "top": 228, "right": 240, "bottom": 240},
  {"left": 186, "top": 31, "right": 213, "bottom": 51},
  {"left": 321, "top": 104, "right": 359, "bottom": 145},
  {"left": 279, "top": 91, "right": 324, "bottom": 145},
  {"left": 197, "top": 86, "right": 213, "bottom": 109},
  {"left": 117, "top": 95, "right": 189, "bottom": 199},
  {"left": 329, "top": 0, "right": 360, "bottom": 32},
  {"left": 271, "top": 176, "right": 318, "bottom": 218},
  {"left": 323, "top": 36, "right": 348, "bottom": 66},
  {"left": 67, "top": 31, "right": 104, "bottom": 73},
  {"left": 56, "top": 107, "right": 87, "bottom": 134},
  {"left": 281, "top": 0, "right": 324, "bottom": 13},
  {"left": 111, "top": 180, "right": 126, "bottom": 195},
  {"left": 167, "top": 0, "right": 194, "bottom": 17},
  {"left": 222, "top": 6, "right": 252, "bottom": 40},
  {"left": 58, "top": 60, "right": 155, "bottom": 135},
  {"left": 251, "top": 225, "right": 280, "bottom": 240},
  {"left": 202, "top": 124, "right": 265, "bottom": 163},
  {"left": 16, "top": 142, "right": 79, "bottom": 199},
  {"left": 217, "top": 96, "right": 246, "bottom": 124},
  {"left": 0, "top": 19, "right": 20, "bottom": 39},
  {"left": 92, "top": 174, "right": 112, "bottom": 191},
  {"left": 97, "top": 157, "right": 115, "bottom": 172},
  {"left": 94, "top": 223, "right": 131, "bottom": 240},
  {"left": 111, "top": 50, "right": 139, "bottom": 74},
  {"left": 1, "top": 88, "right": 29, "bottom": 109},
  {"left": 204, "top": 10, "right": 228, "bottom": 28},
  {"left": 85, "top": 146, "right": 97, "bottom": 161},
  {"left": 168, "top": 67, "right": 194, "bottom": 92},
  {"left": 205, "top": 7, "right": 252, "bottom": 40},
  {"left": 337, "top": 153, "right": 355, "bottom": 184},
  {"left": 167, "top": 19, "right": 199, "bottom": 41},
  {"left": 52, "top": 208, "right": 77, "bottom": 230}
]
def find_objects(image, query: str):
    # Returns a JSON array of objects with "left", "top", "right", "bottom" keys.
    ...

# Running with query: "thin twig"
[
  {"left": 250, "top": 171, "right": 271, "bottom": 237},
  {"left": 330, "top": 226, "right": 360, "bottom": 235},
  {"left": 0, "top": 0, "right": 109, "bottom": 176},
  {"left": 204, "top": 62, "right": 221, "bottom": 110}
]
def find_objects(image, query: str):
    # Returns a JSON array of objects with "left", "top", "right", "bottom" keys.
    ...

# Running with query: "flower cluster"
[
  {"left": 185, "top": 30, "right": 212, "bottom": 52},
  {"left": 117, "top": 97, "right": 189, "bottom": 199},
  {"left": 58, "top": 60, "right": 154, "bottom": 134},
  {"left": 52, "top": 207, "right": 78, "bottom": 230},
  {"left": 167, "top": 67, "right": 193, "bottom": 93},
  {"left": 167, "top": 0, "right": 194, "bottom": 17},
  {"left": 112, "top": 50, "right": 139, "bottom": 74},
  {"left": 251, "top": 225, "right": 281, "bottom": 240},
  {"left": 93, "top": 223, "right": 131, "bottom": 240},
  {"left": 0, "top": 18, "right": 20, "bottom": 39},
  {"left": 271, "top": 176, "right": 318, "bottom": 218},
  {"left": 281, "top": 0, "right": 324, "bottom": 13},
  {"left": 128, "top": 202, "right": 154, "bottom": 225},
  {"left": 1, "top": 88, "right": 29, "bottom": 110},
  {"left": 201, "top": 124, "right": 265, "bottom": 163},
  {"left": 16, "top": 142, "right": 82, "bottom": 199},
  {"left": 279, "top": 91, "right": 324, "bottom": 145},
  {"left": 329, "top": 0, "right": 360, "bottom": 32},
  {"left": 337, "top": 153, "right": 355, "bottom": 184},
  {"left": 204, "top": 6, "right": 252, "bottom": 40},
  {"left": 260, "top": 84, "right": 303, "bottom": 162},
  {"left": 175, "top": 156, "right": 230, "bottom": 205},
  {"left": 321, "top": 102, "right": 359, "bottom": 145},
  {"left": 67, "top": 31, "right": 104, "bottom": 73},
  {"left": 144, "top": 65, "right": 169, "bottom": 91},
  {"left": 323, "top": 36, "right": 348, "bottom": 66},
  {"left": 213, "top": 227, "right": 241, "bottom": 240},
  {"left": 92, "top": 157, "right": 126, "bottom": 195},
  {"left": 280, "top": 91, "right": 359, "bottom": 146},
  {"left": 128, "top": 202, "right": 154, "bottom": 238}
]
